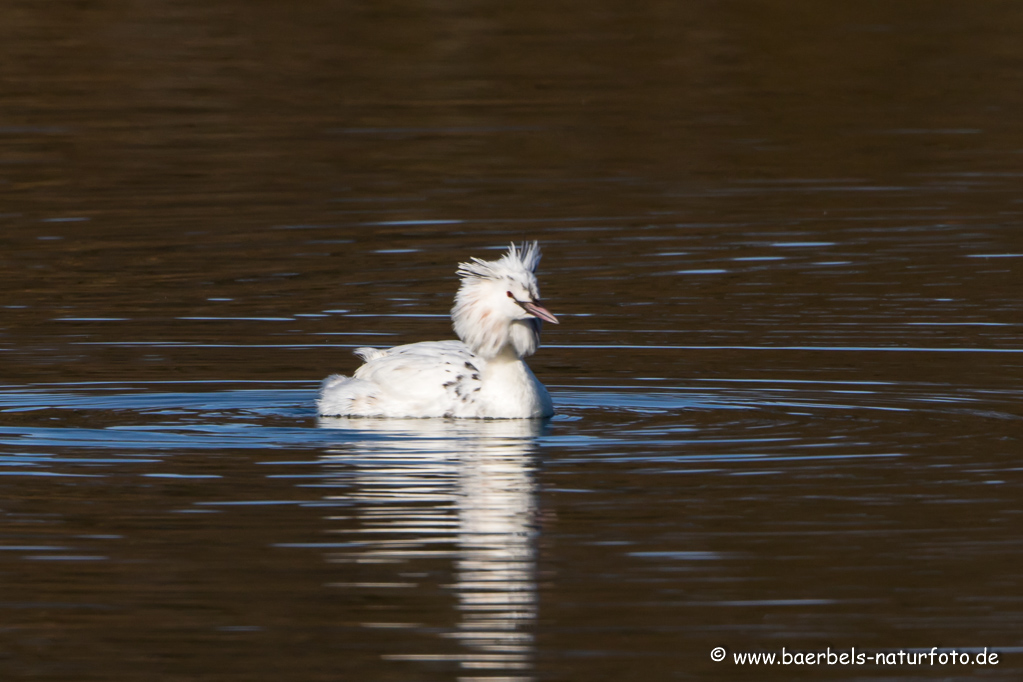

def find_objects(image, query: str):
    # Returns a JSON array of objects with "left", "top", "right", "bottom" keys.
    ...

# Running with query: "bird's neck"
[{"left": 452, "top": 293, "right": 541, "bottom": 360}]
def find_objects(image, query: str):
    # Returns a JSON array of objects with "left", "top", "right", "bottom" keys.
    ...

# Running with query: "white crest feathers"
[{"left": 456, "top": 241, "right": 542, "bottom": 281}]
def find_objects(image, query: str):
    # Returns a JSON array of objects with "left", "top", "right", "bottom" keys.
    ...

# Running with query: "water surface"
[{"left": 2, "top": 1, "right": 1022, "bottom": 680}]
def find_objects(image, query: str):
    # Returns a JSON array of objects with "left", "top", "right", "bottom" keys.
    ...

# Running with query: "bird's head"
[{"left": 452, "top": 242, "right": 558, "bottom": 359}]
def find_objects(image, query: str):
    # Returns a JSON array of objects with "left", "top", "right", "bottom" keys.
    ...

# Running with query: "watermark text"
[{"left": 711, "top": 646, "right": 999, "bottom": 667}]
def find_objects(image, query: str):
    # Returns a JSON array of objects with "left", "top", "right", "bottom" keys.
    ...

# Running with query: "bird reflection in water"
[{"left": 317, "top": 417, "right": 545, "bottom": 681}]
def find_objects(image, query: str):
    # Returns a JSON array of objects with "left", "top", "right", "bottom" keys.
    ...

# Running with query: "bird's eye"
[{"left": 506, "top": 291, "right": 514, "bottom": 299}]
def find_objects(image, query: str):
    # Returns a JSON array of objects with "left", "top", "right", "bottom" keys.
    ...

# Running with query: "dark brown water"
[{"left": 2, "top": 1, "right": 1022, "bottom": 680}]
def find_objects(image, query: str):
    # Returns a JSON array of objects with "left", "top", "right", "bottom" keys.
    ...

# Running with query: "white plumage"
[{"left": 318, "top": 242, "right": 558, "bottom": 419}]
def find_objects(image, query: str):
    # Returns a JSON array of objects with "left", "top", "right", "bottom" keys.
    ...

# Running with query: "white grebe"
[{"left": 317, "top": 242, "right": 558, "bottom": 419}]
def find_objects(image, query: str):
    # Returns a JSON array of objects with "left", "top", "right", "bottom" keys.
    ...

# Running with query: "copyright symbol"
[{"left": 711, "top": 646, "right": 727, "bottom": 662}]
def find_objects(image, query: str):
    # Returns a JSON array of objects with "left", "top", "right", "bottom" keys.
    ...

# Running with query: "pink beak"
[{"left": 522, "top": 300, "right": 559, "bottom": 324}]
